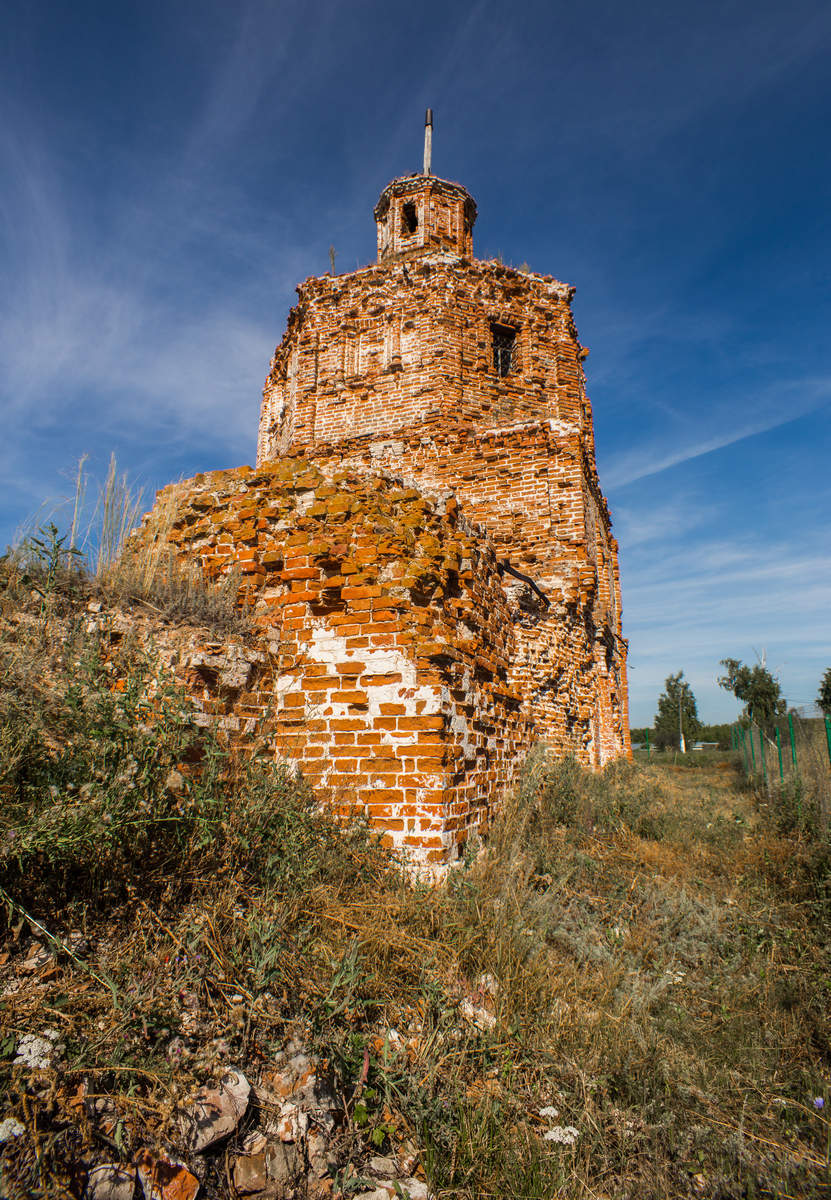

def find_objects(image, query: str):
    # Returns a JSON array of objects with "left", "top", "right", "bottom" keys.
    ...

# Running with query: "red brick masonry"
[{"left": 141, "top": 169, "right": 630, "bottom": 863}]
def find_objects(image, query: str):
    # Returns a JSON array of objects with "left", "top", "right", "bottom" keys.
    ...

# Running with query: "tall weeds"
[
  {"left": 91, "top": 453, "right": 146, "bottom": 582},
  {"left": 7, "top": 455, "right": 245, "bottom": 635}
]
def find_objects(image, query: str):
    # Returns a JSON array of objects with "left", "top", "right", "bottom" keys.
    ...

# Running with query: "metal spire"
[{"left": 423, "top": 108, "right": 433, "bottom": 176}]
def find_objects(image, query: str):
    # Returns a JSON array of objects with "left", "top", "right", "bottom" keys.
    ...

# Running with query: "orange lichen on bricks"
[{"left": 138, "top": 461, "right": 529, "bottom": 862}]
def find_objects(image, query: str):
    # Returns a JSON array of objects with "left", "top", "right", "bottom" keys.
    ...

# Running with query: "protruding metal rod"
[{"left": 423, "top": 108, "right": 433, "bottom": 176}]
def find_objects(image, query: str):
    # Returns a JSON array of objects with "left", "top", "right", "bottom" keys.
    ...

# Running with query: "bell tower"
[
  {"left": 256, "top": 115, "right": 631, "bottom": 770},
  {"left": 374, "top": 111, "right": 476, "bottom": 261}
]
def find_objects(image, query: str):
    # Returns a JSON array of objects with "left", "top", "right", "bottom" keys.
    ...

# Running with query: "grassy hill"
[{"left": 1, "top": 558, "right": 829, "bottom": 1199}]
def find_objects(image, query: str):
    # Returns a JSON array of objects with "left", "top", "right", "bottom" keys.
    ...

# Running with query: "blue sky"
[{"left": 2, "top": 0, "right": 829, "bottom": 725}]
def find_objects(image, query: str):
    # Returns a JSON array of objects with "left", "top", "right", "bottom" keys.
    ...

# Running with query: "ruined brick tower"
[
  {"left": 257, "top": 125, "right": 629, "bottom": 767},
  {"left": 145, "top": 119, "right": 629, "bottom": 863}
]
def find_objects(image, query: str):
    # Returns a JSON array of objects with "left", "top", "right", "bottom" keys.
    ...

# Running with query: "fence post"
[
  {"left": 776, "top": 726, "right": 784, "bottom": 782},
  {"left": 645, "top": 729, "right": 651, "bottom": 760},
  {"left": 749, "top": 724, "right": 756, "bottom": 774},
  {"left": 740, "top": 726, "right": 748, "bottom": 774},
  {"left": 825, "top": 716, "right": 831, "bottom": 769},
  {"left": 759, "top": 726, "right": 767, "bottom": 787},
  {"left": 788, "top": 711, "right": 797, "bottom": 772}
]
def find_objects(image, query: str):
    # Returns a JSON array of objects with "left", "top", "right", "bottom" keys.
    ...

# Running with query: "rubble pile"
[{"left": 1, "top": 1033, "right": 432, "bottom": 1200}]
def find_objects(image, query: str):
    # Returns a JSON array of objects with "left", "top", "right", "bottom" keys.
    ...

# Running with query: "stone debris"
[
  {"left": 273, "top": 1100, "right": 308, "bottom": 1143},
  {"left": 21, "top": 941, "right": 53, "bottom": 972},
  {"left": 264, "top": 1141, "right": 301, "bottom": 1188},
  {"left": 230, "top": 1141, "right": 303, "bottom": 1196},
  {"left": 5, "top": 1018, "right": 430, "bottom": 1198},
  {"left": 353, "top": 1182, "right": 429, "bottom": 1200},
  {"left": 180, "top": 1067, "right": 250, "bottom": 1152},
  {"left": 375, "top": 1028, "right": 404, "bottom": 1055},
  {"left": 395, "top": 1182, "right": 429, "bottom": 1200},
  {"left": 368, "top": 1154, "right": 398, "bottom": 1176},
  {"left": 86, "top": 1162, "right": 137, "bottom": 1200},
  {"left": 458, "top": 998, "right": 496, "bottom": 1031},
  {"left": 306, "top": 1128, "right": 338, "bottom": 1180},
  {"left": 231, "top": 1152, "right": 268, "bottom": 1195},
  {"left": 66, "top": 929, "right": 90, "bottom": 955},
  {"left": 474, "top": 972, "right": 498, "bottom": 997}
]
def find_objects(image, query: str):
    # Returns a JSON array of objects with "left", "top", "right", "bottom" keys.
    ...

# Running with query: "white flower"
[
  {"left": 14, "top": 1030, "right": 61, "bottom": 1070},
  {"left": 543, "top": 1125, "right": 580, "bottom": 1145},
  {"left": 0, "top": 1118, "right": 25, "bottom": 1143},
  {"left": 539, "top": 1105, "right": 560, "bottom": 1119}
]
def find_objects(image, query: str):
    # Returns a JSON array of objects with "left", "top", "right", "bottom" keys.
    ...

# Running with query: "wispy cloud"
[
  {"left": 0, "top": 8, "right": 318, "bottom": 453},
  {"left": 603, "top": 380, "right": 831, "bottom": 489},
  {"left": 622, "top": 528, "right": 831, "bottom": 723},
  {"left": 613, "top": 492, "right": 720, "bottom": 549},
  {"left": 2, "top": 0, "right": 829, "bottom": 738}
]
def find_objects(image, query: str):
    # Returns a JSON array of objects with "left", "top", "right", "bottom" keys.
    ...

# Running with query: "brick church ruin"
[{"left": 145, "top": 116, "right": 630, "bottom": 863}]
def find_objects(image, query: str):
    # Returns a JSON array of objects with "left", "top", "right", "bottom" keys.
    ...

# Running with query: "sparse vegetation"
[
  {"left": 1, "top": 569, "right": 830, "bottom": 1198},
  {"left": 5, "top": 456, "right": 246, "bottom": 636},
  {"left": 764, "top": 714, "right": 831, "bottom": 841}
]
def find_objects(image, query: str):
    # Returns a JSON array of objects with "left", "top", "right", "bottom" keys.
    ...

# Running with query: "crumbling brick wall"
[
  {"left": 257, "top": 255, "right": 589, "bottom": 464},
  {"left": 296, "top": 421, "right": 628, "bottom": 764},
  {"left": 142, "top": 167, "right": 630, "bottom": 862},
  {"left": 142, "top": 459, "right": 529, "bottom": 863},
  {"left": 254, "top": 169, "right": 629, "bottom": 773}
]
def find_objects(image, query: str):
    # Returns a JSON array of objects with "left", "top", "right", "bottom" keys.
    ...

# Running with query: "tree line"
[{"left": 631, "top": 662, "right": 831, "bottom": 752}]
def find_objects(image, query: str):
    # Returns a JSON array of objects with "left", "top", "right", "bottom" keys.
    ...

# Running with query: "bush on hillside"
[{"left": 0, "top": 602, "right": 380, "bottom": 915}]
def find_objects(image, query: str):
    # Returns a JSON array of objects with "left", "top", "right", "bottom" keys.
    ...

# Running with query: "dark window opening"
[
  {"left": 491, "top": 322, "right": 517, "bottom": 376},
  {"left": 401, "top": 202, "right": 418, "bottom": 235}
]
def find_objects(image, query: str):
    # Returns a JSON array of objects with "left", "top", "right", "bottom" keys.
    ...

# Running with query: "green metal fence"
[{"left": 732, "top": 713, "right": 831, "bottom": 828}]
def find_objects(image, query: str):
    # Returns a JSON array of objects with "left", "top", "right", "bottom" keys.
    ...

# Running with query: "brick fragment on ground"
[{"left": 134, "top": 1149, "right": 200, "bottom": 1200}]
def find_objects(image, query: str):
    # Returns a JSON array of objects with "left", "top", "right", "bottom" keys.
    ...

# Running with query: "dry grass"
[
  {"left": 421, "top": 754, "right": 830, "bottom": 1197},
  {"left": 1, "top": 579, "right": 829, "bottom": 1198},
  {"left": 786, "top": 718, "right": 831, "bottom": 835},
  {"left": 5, "top": 460, "right": 245, "bottom": 636}
]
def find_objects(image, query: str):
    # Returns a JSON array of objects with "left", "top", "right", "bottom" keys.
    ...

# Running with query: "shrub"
[{"left": 0, "top": 621, "right": 379, "bottom": 913}]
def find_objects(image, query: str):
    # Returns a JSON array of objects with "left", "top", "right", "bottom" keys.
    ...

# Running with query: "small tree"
[
  {"left": 818, "top": 667, "right": 831, "bottom": 717},
  {"left": 718, "top": 657, "right": 786, "bottom": 728},
  {"left": 653, "top": 671, "right": 701, "bottom": 751}
]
